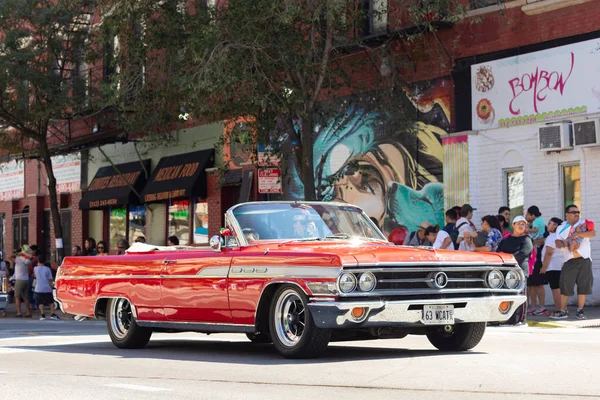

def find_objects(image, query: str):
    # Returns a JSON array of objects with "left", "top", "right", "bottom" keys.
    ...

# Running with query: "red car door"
[{"left": 160, "top": 250, "right": 233, "bottom": 323}]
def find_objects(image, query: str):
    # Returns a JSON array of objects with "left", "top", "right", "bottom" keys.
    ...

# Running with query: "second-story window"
[
  {"left": 358, "top": 0, "right": 388, "bottom": 37},
  {"left": 469, "top": 0, "right": 504, "bottom": 9},
  {"left": 103, "top": 35, "right": 119, "bottom": 80}
]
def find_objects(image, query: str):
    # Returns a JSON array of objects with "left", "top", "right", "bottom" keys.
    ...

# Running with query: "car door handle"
[{"left": 163, "top": 260, "right": 176, "bottom": 265}]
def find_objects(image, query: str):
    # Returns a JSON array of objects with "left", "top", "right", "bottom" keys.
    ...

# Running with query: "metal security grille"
[
  {"left": 539, "top": 125, "right": 562, "bottom": 149},
  {"left": 574, "top": 121, "right": 597, "bottom": 146}
]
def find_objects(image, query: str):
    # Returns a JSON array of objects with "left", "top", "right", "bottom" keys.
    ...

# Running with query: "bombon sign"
[{"left": 471, "top": 38, "right": 600, "bottom": 130}]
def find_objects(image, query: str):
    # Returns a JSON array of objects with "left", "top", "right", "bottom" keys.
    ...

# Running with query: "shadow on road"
[
  {"left": 1, "top": 336, "right": 485, "bottom": 364},
  {"left": 0, "top": 320, "right": 106, "bottom": 339}
]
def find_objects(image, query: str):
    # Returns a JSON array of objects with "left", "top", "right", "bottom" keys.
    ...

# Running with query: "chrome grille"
[{"left": 339, "top": 264, "right": 524, "bottom": 297}]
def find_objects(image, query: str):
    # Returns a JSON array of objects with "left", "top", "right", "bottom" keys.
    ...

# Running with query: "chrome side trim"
[
  {"left": 136, "top": 320, "right": 255, "bottom": 333},
  {"left": 58, "top": 265, "right": 340, "bottom": 281},
  {"left": 229, "top": 266, "right": 340, "bottom": 279},
  {"left": 196, "top": 266, "right": 230, "bottom": 278}
]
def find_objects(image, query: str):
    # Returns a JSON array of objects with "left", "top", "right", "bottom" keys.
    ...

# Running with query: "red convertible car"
[{"left": 56, "top": 201, "right": 526, "bottom": 358}]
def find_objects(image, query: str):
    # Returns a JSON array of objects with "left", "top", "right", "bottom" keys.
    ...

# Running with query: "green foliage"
[
  {"left": 102, "top": 0, "right": 468, "bottom": 200},
  {"left": 0, "top": 0, "right": 97, "bottom": 145},
  {"left": 0, "top": 0, "right": 97, "bottom": 251}
]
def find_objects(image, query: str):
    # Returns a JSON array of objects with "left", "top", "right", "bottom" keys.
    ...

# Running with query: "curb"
[{"left": 526, "top": 320, "right": 567, "bottom": 328}]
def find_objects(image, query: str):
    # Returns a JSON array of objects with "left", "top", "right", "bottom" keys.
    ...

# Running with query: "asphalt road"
[{"left": 0, "top": 319, "right": 598, "bottom": 400}]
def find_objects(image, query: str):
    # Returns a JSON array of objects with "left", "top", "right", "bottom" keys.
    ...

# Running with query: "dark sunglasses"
[
  {"left": 97, "top": 246, "right": 105, "bottom": 249},
  {"left": 567, "top": 211, "right": 581, "bottom": 215}
]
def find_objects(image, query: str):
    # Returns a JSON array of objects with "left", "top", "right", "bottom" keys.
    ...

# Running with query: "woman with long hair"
[
  {"left": 471, "top": 215, "right": 503, "bottom": 252},
  {"left": 83, "top": 238, "right": 97, "bottom": 256},
  {"left": 497, "top": 215, "right": 511, "bottom": 238},
  {"left": 497, "top": 216, "right": 533, "bottom": 325},
  {"left": 96, "top": 241, "right": 108, "bottom": 256}
]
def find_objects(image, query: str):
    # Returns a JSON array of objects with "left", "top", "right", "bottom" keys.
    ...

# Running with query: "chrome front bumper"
[{"left": 308, "top": 295, "right": 527, "bottom": 329}]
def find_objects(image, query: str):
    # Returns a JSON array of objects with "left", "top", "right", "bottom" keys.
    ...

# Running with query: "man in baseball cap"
[{"left": 404, "top": 221, "right": 433, "bottom": 247}]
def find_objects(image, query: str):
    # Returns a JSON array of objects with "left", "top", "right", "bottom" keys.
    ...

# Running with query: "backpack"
[{"left": 447, "top": 221, "right": 468, "bottom": 250}]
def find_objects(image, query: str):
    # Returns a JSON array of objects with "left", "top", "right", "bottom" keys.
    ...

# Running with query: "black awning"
[
  {"left": 141, "top": 149, "right": 214, "bottom": 203},
  {"left": 79, "top": 160, "right": 151, "bottom": 210}
]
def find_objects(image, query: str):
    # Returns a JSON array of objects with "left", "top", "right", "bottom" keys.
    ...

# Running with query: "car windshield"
[{"left": 231, "top": 203, "right": 387, "bottom": 243}]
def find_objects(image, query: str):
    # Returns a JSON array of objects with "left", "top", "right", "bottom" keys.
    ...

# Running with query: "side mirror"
[{"left": 209, "top": 235, "right": 223, "bottom": 251}]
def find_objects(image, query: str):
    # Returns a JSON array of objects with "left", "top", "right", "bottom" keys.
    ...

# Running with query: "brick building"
[
  {"left": 0, "top": 156, "right": 86, "bottom": 262},
  {"left": 442, "top": 0, "right": 600, "bottom": 304},
  {"left": 2, "top": 0, "right": 600, "bottom": 307}
]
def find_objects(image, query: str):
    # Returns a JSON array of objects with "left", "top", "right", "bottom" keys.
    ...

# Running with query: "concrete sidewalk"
[{"left": 526, "top": 306, "right": 600, "bottom": 328}]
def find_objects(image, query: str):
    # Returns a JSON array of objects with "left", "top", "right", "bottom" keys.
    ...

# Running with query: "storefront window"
[
  {"left": 168, "top": 199, "right": 190, "bottom": 246},
  {"left": 505, "top": 169, "right": 524, "bottom": 221},
  {"left": 562, "top": 164, "right": 581, "bottom": 210},
  {"left": 129, "top": 205, "right": 147, "bottom": 244},
  {"left": 193, "top": 201, "right": 209, "bottom": 244},
  {"left": 110, "top": 207, "right": 127, "bottom": 253}
]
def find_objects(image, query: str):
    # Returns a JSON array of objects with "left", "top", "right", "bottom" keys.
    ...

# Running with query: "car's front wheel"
[
  {"left": 269, "top": 285, "right": 331, "bottom": 359},
  {"left": 106, "top": 298, "right": 152, "bottom": 349},
  {"left": 426, "top": 322, "right": 486, "bottom": 351}
]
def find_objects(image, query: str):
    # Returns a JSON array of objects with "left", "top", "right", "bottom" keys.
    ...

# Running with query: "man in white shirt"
[
  {"left": 455, "top": 204, "right": 476, "bottom": 246},
  {"left": 540, "top": 217, "right": 564, "bottom": 316},
  {"left": 550, "top": 205, "right": 595, "bottom": 320}
]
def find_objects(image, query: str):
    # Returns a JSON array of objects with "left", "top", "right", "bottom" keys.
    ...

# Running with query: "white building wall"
[{"left": 469, "top": 117, "right": 600, "bottom": 305}]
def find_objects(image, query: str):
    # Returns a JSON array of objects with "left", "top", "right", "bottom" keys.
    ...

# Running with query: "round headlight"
[
  {"left": 487, "top": 270, "right": 504, "bottom": 289},
  {"left": 358, "top": 272, "right": 376, "bottom": 292},
  {"left": 338, "top": 273, "right": 357, "bottom": 293},
  {"left": 504, "top": 270, "right": 521, "bottom": 289}
]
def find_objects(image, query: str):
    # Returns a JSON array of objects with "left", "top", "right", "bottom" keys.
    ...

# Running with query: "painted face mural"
[{"left": 283, "top": 78, "right": 451, "bottom": 237}]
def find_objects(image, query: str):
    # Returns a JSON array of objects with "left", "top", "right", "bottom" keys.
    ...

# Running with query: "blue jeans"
[{"left": 28, "top": 276, "right": 36, "bottom": 308}]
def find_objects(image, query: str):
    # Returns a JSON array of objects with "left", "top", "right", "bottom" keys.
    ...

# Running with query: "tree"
[
  {"left": 0, "top": 0, "right": 98, "bottom": 260},
  {"left": 102, "top": 0, "right": 467, "bottom": 200}
]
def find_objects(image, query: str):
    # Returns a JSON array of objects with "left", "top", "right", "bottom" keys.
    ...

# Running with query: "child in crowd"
[
  {"left": 33, "top": 257, "right": 59, "bottom": 321},
  {"left": 567, "top": 219, "right": 594, "bottom": 252}
]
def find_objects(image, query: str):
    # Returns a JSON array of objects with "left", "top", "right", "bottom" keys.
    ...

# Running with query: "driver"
[
  {"left": 243, "top": 228, "right": 260, "bottom": 242},
  {"left": 292, "top": 215, "right": 317, "bottom": 238}
]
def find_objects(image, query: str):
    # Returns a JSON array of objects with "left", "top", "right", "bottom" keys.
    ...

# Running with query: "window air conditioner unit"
[
  {"left": 538, "top": 123, "right": 572, "bottom": 151},
  {"left": 573, "top": 119, "right": 600, "bottom": 147}
]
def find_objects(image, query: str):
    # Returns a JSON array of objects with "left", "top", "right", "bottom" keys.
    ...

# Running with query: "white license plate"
[{"left": 421, "top": 305, "right": 455, "bottom": 325}]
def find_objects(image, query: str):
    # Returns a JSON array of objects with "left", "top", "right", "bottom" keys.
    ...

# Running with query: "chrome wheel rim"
[
  {"left": 274, "top": 289, "right": 306, "bottom": 347},
  {"left": 110, "top": 298, "right": 132, "bottom": 340}
]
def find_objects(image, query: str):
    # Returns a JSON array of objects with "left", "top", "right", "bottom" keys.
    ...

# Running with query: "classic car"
[{"left": 56, "top": 201, "right": 527, "bottom": 359}]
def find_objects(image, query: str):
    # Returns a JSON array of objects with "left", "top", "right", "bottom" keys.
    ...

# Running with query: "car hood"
[{"left": 265, "top": 241, "right": 514, "bottom": 266}]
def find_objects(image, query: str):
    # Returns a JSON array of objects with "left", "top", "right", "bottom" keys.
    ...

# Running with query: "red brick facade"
[
  {"left": 2, "top": 1, "right": 598, "bottom": 257},
  {"left": 0, "top": 159, "right": 84, "bottom": 261}
]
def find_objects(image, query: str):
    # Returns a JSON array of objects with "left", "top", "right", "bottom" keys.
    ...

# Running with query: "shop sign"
[
  {"left": 0, "top": 160, "right": 24, "bottom": 201},
  {"left": 471, "top": 38, "right": 600, "bottom": 130},
  {"left": 50, "top": 153, "right": 81, "bottom": 193},
  {"left": 257, "top": 143, "right": 281, "bottom": 167},
  {"left": 258, "top": 168, "right": 282, "bottom": 194}
]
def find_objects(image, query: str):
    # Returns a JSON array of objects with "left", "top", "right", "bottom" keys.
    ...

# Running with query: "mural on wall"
[
  {"left": 443, "top": 135, "right": 469, "bottom": 211},
  {"left": 283, "top": 78, "right": 452, "bottom": 236}
]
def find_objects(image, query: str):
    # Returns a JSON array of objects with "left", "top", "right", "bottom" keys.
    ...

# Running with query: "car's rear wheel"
[
  {"left": 269, "top": 285, "right": 330, "bottom": 359},
  {"left": 106, "top": 298, "right": 152, "bottom": 349},
  {"left": 426, "top": 322, "right": 486, "bottom": 351}
]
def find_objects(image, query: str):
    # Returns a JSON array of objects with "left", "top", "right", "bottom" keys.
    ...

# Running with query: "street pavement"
[{"left": 0, "top": 315, "right": 599, "bottom": 400}]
